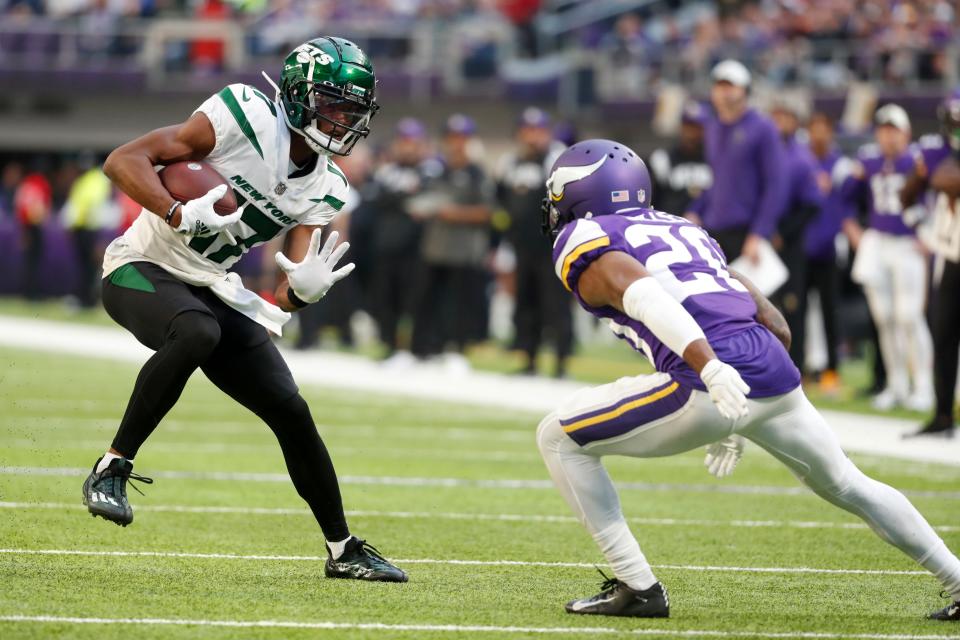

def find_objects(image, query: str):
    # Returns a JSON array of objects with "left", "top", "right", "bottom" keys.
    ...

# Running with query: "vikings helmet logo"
[{"left": 546, "top": 156, "right": 607, "bottom": 202}]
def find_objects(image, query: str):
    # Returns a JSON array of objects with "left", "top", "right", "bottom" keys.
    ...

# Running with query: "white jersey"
[{"left": 103, "top": 83, "right": 350, "bottom": 333}]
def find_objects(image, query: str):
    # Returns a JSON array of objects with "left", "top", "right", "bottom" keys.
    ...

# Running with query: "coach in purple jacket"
[{"left": 690, "top": 60, "right": 789, "bottom": 263}]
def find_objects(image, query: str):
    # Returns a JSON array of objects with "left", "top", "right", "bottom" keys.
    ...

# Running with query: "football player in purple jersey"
[
  {"left": 841, "top": 105, "right": 934, "bottom": 412},
  {"left": 536, "top": 139, "right": 960, "bottom": 621}
]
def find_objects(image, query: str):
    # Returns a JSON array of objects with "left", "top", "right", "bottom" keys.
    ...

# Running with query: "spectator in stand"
[
  {"left": 648, "top": 101, "right": 712, "bottom": 216},
  {"left": 409, "top": 114, "right": 493, "bottom": 371},
  {"left": 14, "top": 162, "right": 52, "bottom": 300},
  {"left": 842, "top": 104, "right": 934, "bottom": 412},
  {"left": 190, "top": 0, "right": 230, "bottom": 74},
  {"left": 63, "top": 153, "right": 112, "bottom": 308},
  {"left": 368, "top": 118, "right": 436, "bottom": 365},
  {"left": 250, "top": 0, "right": 315, "bottom": 56},
  {"left": 496, "top": 0, "right": 541, "bottom": 58},
  {"left": 495, "top": 107, "right": 569, "bottom": 377},
  {"left": 0, "top": 162, "right": 24, "bottom": 218},
  {"left": 689, "top": 60, "right": 787, "bottom": 262},
  {"left": 801, "top": 112, "right": 855, "bottom": 393},
  {"left": 769, "top": 101, "right": 824, "bottom": 371}
]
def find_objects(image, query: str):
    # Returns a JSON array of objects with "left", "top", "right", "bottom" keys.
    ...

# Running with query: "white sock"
[
  {"left": 592, "top": 520, "right": 658, "bottom": 591},
  {"left": 96, "top": 452, "right": 123, "bottom": 473},
  {"left": 326, "top": 536, "right": 352, "bottom": 560},
  {"left": 922, "top": 542, "right": 960, "bottom": 602}
]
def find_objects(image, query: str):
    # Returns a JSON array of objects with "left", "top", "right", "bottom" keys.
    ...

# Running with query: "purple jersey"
[
  {"left": 804, "top": 149, "right": 856, "bottom": 260},
  {"left": 842, "top": 144, "right": 917, "bottom": 236},
  {"left": 917, "top": 133, "right": 952, "bottom": 174},
  {"left": 552, "top": 209, "right": 801, "bottom": 397}
]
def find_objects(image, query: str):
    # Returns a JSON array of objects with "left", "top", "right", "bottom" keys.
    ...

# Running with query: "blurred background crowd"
[{"left": 0, "top": 0, "right": 958, "bottom": 433}]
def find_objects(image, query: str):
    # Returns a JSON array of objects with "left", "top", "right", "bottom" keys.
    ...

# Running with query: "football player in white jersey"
[{"left": 82, "top": 37, "right": 407, "bottom": 582}]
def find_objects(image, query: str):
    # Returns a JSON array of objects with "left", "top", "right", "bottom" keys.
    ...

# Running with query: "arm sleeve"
[
  {"left": 552, "top": 218, "right": 616, "bottom": 292},
  {"left": 750, "top": 123, "right": 789, "bottom": 239}
]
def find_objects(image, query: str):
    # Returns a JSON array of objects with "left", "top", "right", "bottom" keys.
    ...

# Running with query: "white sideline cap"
[
  {"left": 711, "top": 59, "right": 752, "bottom": 88},
  {"left": 875, "top": 104, "right": 911, "bottom": 132}
]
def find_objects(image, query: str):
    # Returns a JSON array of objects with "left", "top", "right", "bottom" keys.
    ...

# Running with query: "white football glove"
[
  {"left": 275, "top": 229, "right": 355, "bottom": 304},
  {"left": 705, "top": 435, "right": 746, "bottom": 478},
  {"left": 699, "top": 359, "right": 750, "bottom": 421},
  {"left": 175, "top": 185, "right": 243, "bottom": 244}
]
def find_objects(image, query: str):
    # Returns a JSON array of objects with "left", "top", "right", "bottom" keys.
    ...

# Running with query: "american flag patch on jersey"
[{"left": 611, "top": 190, "right": 629, "bottom": 202}]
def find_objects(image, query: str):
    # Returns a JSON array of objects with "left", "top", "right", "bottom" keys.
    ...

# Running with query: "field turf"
[{"left": 1, "top": 346, "right": 959, "bottom": 639}]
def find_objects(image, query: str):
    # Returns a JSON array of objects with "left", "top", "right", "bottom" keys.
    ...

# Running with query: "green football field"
[{"left": 2, "top": 346, "right": 959, "bottom": 640}]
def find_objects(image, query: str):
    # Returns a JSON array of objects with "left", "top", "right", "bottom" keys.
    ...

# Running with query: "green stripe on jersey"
[
  {"left": 108, "top": 264, "right": 155, "bottom": 293},
  {"left": 218, "top": 87, "right": 264, "bottom": 159},
  {"left": 309, "top": 194, "right": 345, "bottom": 211},
  {"left": 327, "top": 161, "right": 348, "bottom": 187},
  {"left": 251, "top": 88, "right": 277, "bottom": 117}
]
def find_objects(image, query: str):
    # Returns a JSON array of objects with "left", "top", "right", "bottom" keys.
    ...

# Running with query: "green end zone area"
[{"left": 1, "top": 346, "right": 959, "bottom": 639}]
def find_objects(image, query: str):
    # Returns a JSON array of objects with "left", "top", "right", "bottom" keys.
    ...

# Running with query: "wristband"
[
  {"left": 287, "top": 287, "right": 310, "bottom": 309},
  {"left": 165, "top": 200, "right": 182, "bottom": 226}
]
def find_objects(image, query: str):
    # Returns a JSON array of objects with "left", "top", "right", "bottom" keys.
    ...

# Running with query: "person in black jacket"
[
  {"left": 496, "top": 107, "right": 570, "bottom": 377},
  {"left": 770, "top": 102, "right": 824, "bottom": 369},
  {"left": 649, "top": 102, "right": 712, "bottom": 216},
  {"left": 368, "top": 118, "right": 440, "bottom": 360}
]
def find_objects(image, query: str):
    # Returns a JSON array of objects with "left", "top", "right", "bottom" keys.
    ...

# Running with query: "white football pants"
[
  {"left": 855, "top": 230, "right": 934, "bottom": 401},
  {"left": 536, "top": 372, "right": 960, "bottom": 598}
]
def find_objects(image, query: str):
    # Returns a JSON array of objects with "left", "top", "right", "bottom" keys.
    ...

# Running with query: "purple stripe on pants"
[{"left": 562, "top": 382, "right": 693, "bottom": 447}]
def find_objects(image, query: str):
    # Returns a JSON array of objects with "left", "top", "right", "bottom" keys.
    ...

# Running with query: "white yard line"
[
  {"left": 0, "top": 548, "right": 931, "bottom": 576},
  {"left": 3, "top": 501, "right": 958, "bottom": 533},
  {"left": 0, "top": 615, "right": 954, "bottom": 639},
  {"left": 3, "top": 315, "right": 960, "bottom": 467},
  {"left": 3, "top": 315, "right": 960, "bottom": 466},
  {"left": 4, "top": 465, "right": 960, "bottom": 499}
]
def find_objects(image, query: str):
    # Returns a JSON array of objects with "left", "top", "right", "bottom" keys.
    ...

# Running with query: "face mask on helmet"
[
  {"left": 291, "top": 82, "right": 378, "bottom": 156},
  {"left": 541, "top": 197, "right": 572, "bottom": 239}
]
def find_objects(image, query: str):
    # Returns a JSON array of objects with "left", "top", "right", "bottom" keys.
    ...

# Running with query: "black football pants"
[
  {"left": 101, "top": 261, "right": 349, "bottom": 541},
  {"left": 932, "top": 259, "right": 960, "bottom": 423}
]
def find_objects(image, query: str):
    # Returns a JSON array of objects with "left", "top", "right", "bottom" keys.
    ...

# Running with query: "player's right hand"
[
  {"left": 175, "top": 185, "right": 243, "bottom": 243},
  {"left": 699, "top": 359, "right": 750, "bottom": 421}
]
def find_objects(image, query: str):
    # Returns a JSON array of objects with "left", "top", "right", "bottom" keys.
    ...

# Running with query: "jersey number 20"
[{"left": 624, "top": 221, "right": 746, "bottom": 301}]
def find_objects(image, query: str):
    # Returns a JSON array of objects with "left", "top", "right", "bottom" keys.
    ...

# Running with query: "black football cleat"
[
  {"left": 903, "top": 417, "right": 955, "bottom": 440},
  {"left": 325, "top": 537, "right": 408, "bottom": 583},
  {"left": 565, "top": 570, "right": 669, "bottom": 618},
  {"left": 81, "top": 456, "right": 153, "bottom": 527},
  {"left": 928, "top": 599, "right": 960, "bottom": 621}
]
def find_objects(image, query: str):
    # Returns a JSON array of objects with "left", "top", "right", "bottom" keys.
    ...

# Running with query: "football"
[{"left": 158, "top": 160, "right": 238, "bottom": 215}]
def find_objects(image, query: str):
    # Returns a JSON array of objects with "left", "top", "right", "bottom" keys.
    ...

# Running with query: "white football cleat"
[
  {"left": 903, "top": 392, "right": 934, "bottom": 413},
  {"left": 871, "top": 389, "right": 901, "bottom": 411}
]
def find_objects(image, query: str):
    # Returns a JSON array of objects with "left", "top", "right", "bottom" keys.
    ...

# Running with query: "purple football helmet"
[{"left": 541, "top": 139, "right": 652, "bottom": 237}]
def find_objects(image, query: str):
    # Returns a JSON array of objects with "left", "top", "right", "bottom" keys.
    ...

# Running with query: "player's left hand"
[
  {"left": 275, "top": 229, "right": 354, "bottom": 304},
  {"left": 700, "top": 359, "right": 750, "bottom": 421},
  {"left": 705, "top": 435, "right": 746, "bottom": 478}
]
